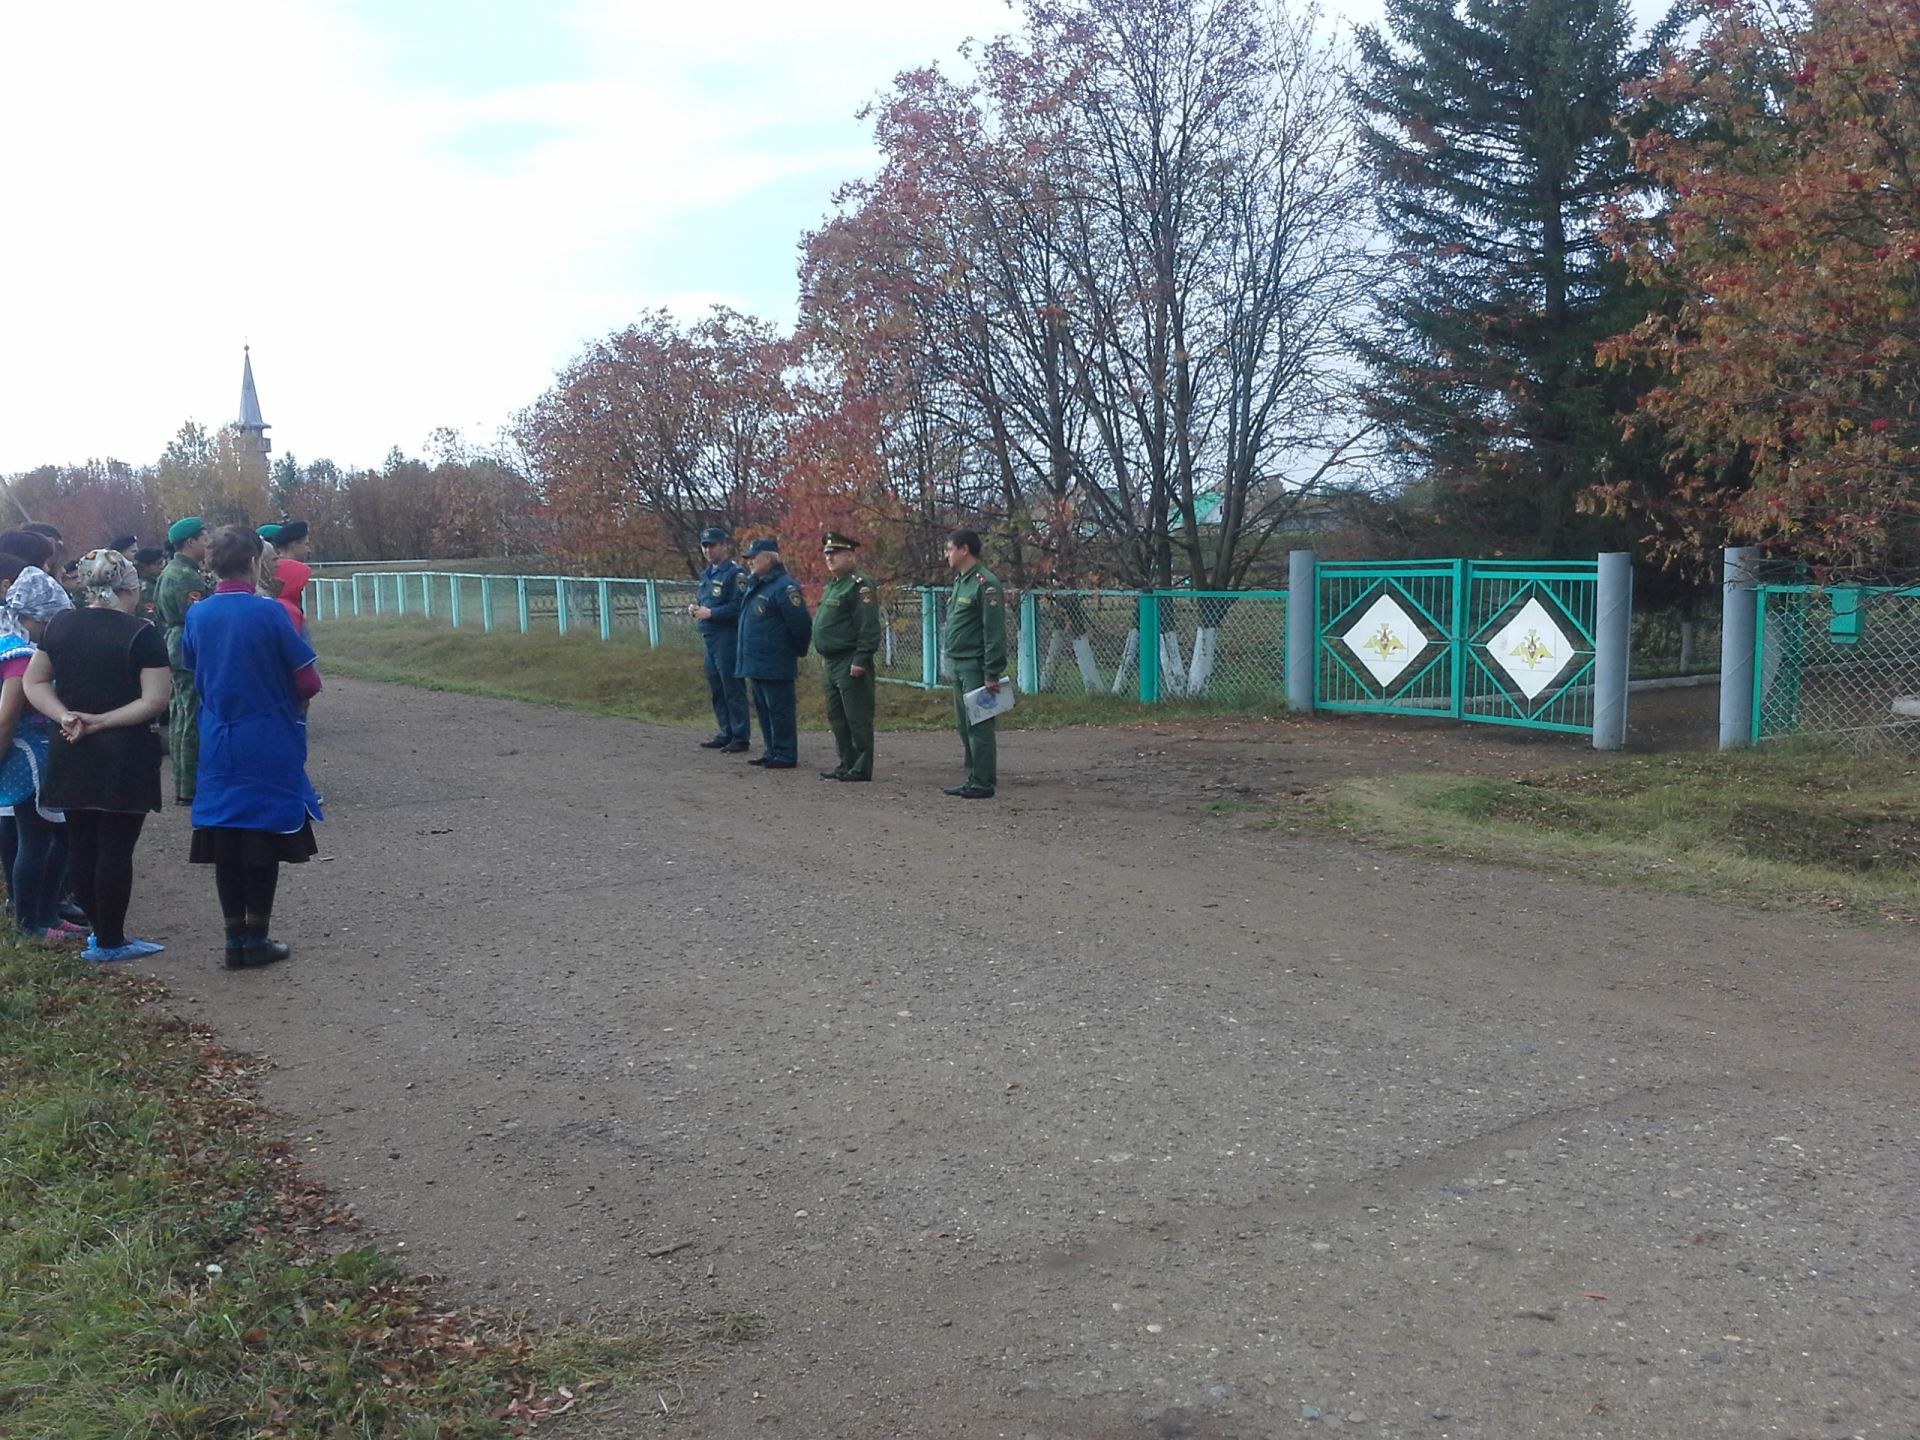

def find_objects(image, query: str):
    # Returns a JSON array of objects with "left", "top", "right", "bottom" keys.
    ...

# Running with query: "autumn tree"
[
  {"left": 1602, "top": 0, "right": 1920, "bottom": 572},
  {"left": 153, "top": 420, "right": 270, "bottom": 525},
  {"left": 1354, "top": 0, "right": 1681, "bottom": 553},
  {"left": 800, "top": 0, "right": 1382, "bottom": 599},
  {"left": 517, "top": 308, "right": 794, "bottom": 576}
]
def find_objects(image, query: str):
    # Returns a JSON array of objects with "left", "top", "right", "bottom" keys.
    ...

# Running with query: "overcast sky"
[{"left": 1, "top": 0, "right": 1043, "bottom": 473}]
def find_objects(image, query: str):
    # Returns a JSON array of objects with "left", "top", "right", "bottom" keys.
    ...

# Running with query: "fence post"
[
  {"left": 1719, "top": 547, "right": 1760, "bottom": 750},
  {"left": 921, "top": 588, "right": 940, "bottom": 688},
  {"left": 644, "top": 580, "right": 661, "bottom": 647},
  {"left": 449, "top": 576, "right": 462, "bottom": 629},
  {"left": 1138, "top": 592, "right": 1161, "bottom": 703},
  {"left": 1592, "top": 552, "right": 1632, "bottom": 751},
  {"left": 1287, "top": 549, "right": 1317, "bottom": 711},
  {"left": 598, "top": 580, "right": 613, "bottom": 641},
  {"left": 421, "top": 574, "right": 432, "bottom": 620},
  {"left": 353, "top": 575, "right": 363, "bottom": 616},
  {"left": 481, "top": 577, "right": 493, "bottom": 632},
  {"left": 1018, "top": 592, "right": 1039, "bottom": 693},
  {"left": 1448, "top": 559, "right": 1468, "bottom": 719},
  {"left": 556, "top": 579, "right": 570, "bottom": 635},
  {"left": 516, "top": 578, "right": 529, "bottom": 633}
]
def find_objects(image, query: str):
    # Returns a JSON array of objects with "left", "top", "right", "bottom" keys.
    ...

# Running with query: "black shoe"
[
  {"left": 174, "top": 796, "right": 193, "bottom": 807},
  {"left": 699, "top": 737, "right": 729, "bottom": 749},
  {"left": 56, "top": 901, "right": 89, "bottom": 926},
  {"left": 838, "top": 774, "right": 871, "bottom": 782},
  {"left": 747, "top": 756, "right": 770, "bottom": 766},
  {"left": 821, "top": 770, "right": 848, "bottom": 780},
  {"left": 224, "top": 938, "right": 290, "bottom": 970},
  {"left": 723, "top": 742, "right": 750, "bottom": 754},
  {"left": 942, "top": 785, "right": 970, "bottom": 796},
  {"left": 763, "top": 760, "right": 797, "bottom": 770},
  {"left": 958, "top": 785, "right": 995, "bottom": 799}
]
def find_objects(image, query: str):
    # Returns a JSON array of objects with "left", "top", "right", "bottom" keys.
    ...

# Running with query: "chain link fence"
[{"left": 1756, "top": 584, "right": 1920, "bottom": 750}]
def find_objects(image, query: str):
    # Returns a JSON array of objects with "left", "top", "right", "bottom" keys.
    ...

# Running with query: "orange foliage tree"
[{"left": 1602, "top": 0, "right": 1920, "bottom": 571}]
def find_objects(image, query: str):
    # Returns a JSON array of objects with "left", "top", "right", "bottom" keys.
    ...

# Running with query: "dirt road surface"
[{"left": 128, "top": 679, "right": 1916, "bottom": 1439}]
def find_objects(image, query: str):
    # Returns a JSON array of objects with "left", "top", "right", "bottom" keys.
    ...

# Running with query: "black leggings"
[
  {"left": 213, "top": 861, "right": 281, "bottom": 939},
  {"left": 65, "top": 810, "right": 147, "bottom": 949}
]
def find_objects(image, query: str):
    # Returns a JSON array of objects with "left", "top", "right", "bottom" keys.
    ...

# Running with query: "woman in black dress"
[{"left": 23, "top": 549, "right": 171, "bottom": 963}]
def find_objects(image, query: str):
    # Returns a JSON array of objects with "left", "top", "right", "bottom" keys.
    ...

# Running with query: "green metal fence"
[
  {"left": 309, "top": 572, "right": 1289, "bottom": 705},
  {"left": 1753, "top": 583, "right": 1920, "bottom": 749},
  {"left": 1315, "top": 558, "right": 1601, "bottom": 735}
]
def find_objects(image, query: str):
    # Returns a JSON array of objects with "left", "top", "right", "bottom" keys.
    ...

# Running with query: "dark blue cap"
[
  {"left": 744, "top": 537, "right": 781, "bottom": 558},
  {"left": 700, "top": 526, "right": 731, "bottom": 546}
]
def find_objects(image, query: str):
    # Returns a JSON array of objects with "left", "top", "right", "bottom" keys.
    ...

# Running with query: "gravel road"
[{"left": 128, "top": 679, "right": 1917, "bottom": 1439}]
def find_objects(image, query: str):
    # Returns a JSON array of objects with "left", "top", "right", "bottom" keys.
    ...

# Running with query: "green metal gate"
[{"left": 1316, "top": 559, "right": 1600, "bottom": 733}]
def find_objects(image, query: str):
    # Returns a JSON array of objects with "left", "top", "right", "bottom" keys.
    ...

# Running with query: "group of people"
[
  {"left": 689, "top": 526, "right": 1009, "bottom": 798},
  {"left": 0, "top": 517, "right": 323, "bottom": 968}
]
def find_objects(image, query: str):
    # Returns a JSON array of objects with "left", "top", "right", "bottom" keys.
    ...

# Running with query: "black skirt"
[{"left": 188, "top": 820, "right": 319, "bottom": 866}]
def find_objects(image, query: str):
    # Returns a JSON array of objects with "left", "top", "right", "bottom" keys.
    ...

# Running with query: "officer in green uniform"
[
  {"left": 940, "top": 527, "right": 1007, "bottom": 799},
  {"left": 812, "top": 531, "right": 883, "bottom": 782},
  {"left": 155, "top": 517, "right": 210, "bottom": 804}
]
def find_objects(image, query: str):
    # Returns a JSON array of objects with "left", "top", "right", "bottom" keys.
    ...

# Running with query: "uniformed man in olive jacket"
[
  {"left": 688, "top": 526, "right": 750, "bottom": 752},
  {"left": 941, "top": 527, "right": 1007, "bottom": 798},
  {"left": 155, "top": 517, "right": 211, "bottom": 804},
  {"left": 733, "top": 538, "right": 812, "bottom": 769},
  {"left": 812, "top": 531, "right": 882, "bottom": 781}
]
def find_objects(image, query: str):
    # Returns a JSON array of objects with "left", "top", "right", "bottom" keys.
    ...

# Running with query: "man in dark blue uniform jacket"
[
  {"left": 689, "top": 526, "right": 750, "bottom": 752},
  {"left": 734, "top": 537, "right": 812, "bottom": 769}
]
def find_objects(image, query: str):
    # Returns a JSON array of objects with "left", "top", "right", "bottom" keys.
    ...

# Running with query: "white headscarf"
[{"left": 0, "top": 566, "right": 72, "bottom": 639}]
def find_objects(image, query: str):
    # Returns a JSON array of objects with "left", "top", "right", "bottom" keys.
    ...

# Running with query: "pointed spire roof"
[{"left": 238, "top": 345, "right": 268, "bottom": 431}]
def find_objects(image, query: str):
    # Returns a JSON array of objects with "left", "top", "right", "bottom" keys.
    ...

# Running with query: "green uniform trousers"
[
  {"left": 169, "top": 667, "right": 199, "bottom": 803},
  {"left": 823, "top": 653, "right": 876, "bottom": 780},
  {"left": 950, "top": 659, "right": 997, "bottom": 793}
]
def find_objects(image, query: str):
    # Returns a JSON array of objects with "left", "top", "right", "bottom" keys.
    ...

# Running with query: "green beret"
[
  {"left": 166, "top": 517, "right": 204, "bottom": 546},
  {"left": 257, "top": 523, "right": 283, "bottom": 544}
]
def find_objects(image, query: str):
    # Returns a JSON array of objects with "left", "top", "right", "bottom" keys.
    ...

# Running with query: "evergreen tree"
[{"left": 1354, "top": 0, "right": 1680, "bottom": 553}]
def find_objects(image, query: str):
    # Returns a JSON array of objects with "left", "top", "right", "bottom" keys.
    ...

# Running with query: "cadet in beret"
[
  {"left": 156, "top": 517, "right": 211, "bottom": 804},
  {"left": 941, "top": 527, "right": 1006, "bottom": 798},
  {"left": 733, "top": 538, "right": 811, "bottom": 769},
  {"left": 688, "top": 526, "right": 750, "bottom": 752},
  {"left": 812, "top": 531, "right": 882, "bottom": 781}
]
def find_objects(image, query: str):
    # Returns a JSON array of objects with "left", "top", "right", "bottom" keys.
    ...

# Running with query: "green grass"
[
  {"left": 315, "top": 619, "right": 1283, "bottom": 732},
  {"left": 1301, "top": 744, "right": 1920, "bottom": 923},
  {"left": 0, "top": 946, "right": 761, "bottom": 1438}
]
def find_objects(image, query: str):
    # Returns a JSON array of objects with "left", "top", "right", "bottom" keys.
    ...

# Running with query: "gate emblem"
[
  {"left": 1481, "top": 595, "right": 1580, "bottom": 701},
  {"left": 1342, "top": 594, "right": 1432, "bottom": 688}
]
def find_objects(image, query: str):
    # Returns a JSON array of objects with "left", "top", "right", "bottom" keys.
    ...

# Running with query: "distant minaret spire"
[{"left": 238, "top": 344, "right": 270, "bottom": 449}]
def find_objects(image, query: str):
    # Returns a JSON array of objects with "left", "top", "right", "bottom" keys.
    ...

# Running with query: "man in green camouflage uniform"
[
  {"left": 812, "top": 531, "right": 883, "bottom": 782},
  {"left": 940, "top": 527, "right": 1007, "bottom": 799},
  {"left": 155, "top": 517, "right": 210, "bottom": 804}
]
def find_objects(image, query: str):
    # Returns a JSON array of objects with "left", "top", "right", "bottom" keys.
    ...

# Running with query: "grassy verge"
[
  {"left": 1300, "top": 745, "right": 1920, "bottom": 923},
  {"left": 0, "top": 944, "right": 763, "bottom": 1438},
  {"left": 315, "top": 619, "right": 1279, "bottom": 732}
]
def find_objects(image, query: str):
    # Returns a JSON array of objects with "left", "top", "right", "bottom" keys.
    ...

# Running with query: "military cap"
[
  {"left": 257, "top": 523, "right": 283, "bottom": 544},
  {"left": 822, "top": 531, "right": 860, "bottom": 552},
  {"left": 700, "top": 525, "right": 732, "bottom": 545},
  {"left": 276, "top": 520, "right": 310, "bottom": 544},
  {"left": 744, "top": 537, "right": 781, "bottom": 557},
  {"left": 166, "top": 516, "right": 205, "bottom": 546},
  {"left": 109, "top": 533, "right": 138, "bottom": 553}
]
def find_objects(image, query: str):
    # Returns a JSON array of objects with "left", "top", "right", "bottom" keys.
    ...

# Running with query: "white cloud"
[{"left": 0, "top": 0, "right": 1014, "bottom": 473}]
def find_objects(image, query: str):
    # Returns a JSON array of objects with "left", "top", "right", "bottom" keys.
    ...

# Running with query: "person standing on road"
[
  {"left": 941, "top": 528, "right": 1006, "bottom": 800},
  {"left": 270, "top": 521, "right": 314, "bottom": 637},
  {"left": 155, "top": 517, "right": 211, "bottom": 805},
  {"left": 183, "top": 526, "right": 324, "bottom": 971},
  {"left": 812, "top": 531, "right": 881, "bottom": 783},
  {"left": 23, "top": 550, "right": 170, "bottom": 964},
  {"left": 734, "top": 538, "right": 811, "bottom": 770},
  {"left": 688, "top": 526, "right": 750, "bottom": 753}
]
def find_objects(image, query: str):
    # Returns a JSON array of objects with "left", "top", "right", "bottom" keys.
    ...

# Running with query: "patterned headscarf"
[
  {"left": 1, "top": 566, "right": 73, "bottom": 638},
  {"left": 76, "top": 548, "right": 139, "bottom": 604}
]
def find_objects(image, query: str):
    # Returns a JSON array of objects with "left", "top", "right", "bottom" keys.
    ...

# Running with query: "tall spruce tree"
[{"left": 1354, "top": 0, "right": 1680, "bottom": 553}]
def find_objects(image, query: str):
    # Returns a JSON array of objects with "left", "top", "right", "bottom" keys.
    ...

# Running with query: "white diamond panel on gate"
[
  {"left": 1341, "top": 593, "right": 1433, "bottom": 689},
  {"left": 1483, "top": 596, "right": 1575, "bottom": 701}
]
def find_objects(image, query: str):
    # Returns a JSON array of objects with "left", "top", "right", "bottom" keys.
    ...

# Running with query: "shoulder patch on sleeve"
[{"left": 789, "top": 587, "right": 804, "bottom": 605}]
